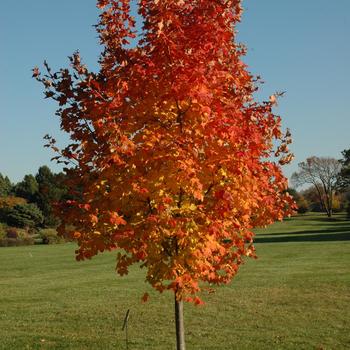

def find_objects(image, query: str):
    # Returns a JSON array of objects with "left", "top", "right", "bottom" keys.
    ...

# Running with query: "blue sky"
[{"left": 0, "top": 0, "right": 349, "bottom": 183}]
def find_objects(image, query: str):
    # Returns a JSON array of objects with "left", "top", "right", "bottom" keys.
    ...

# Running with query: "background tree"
[
  {"left": 339, "top": 148, "right": 350, "bottom": 188},
  {"left": 35, "top": 166, "right": 66, "bottom": 227},
  {"left": 302, "top": 186, "right": 345, "bottom": 213},
  {"left": 287, "top": 188, "right": 309, "bottom": 214},
  {"left": 338, "top": 148, "right": 350, "bottom": 218},
  {"left": 35, "top": 0, "right": 295, "bottom": 348},
  {"left": 0, "top": 173, "right": 12, "bottom": 197},
  {"left": 291, "top": 157, "right": 341, "bottom": 217},
  {"left": 15, "top": 174, "right": 39, "bottom": 202},
  {"left": 301, "top": 186, "right": 323, "bottom": 212}
]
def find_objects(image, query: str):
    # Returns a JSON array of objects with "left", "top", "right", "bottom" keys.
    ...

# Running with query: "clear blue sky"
[{"left": 1, "top": 0, "right": 349, "bottom": 183}]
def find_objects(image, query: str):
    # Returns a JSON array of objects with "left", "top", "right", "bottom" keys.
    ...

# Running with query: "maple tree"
[{"left": 34, "top": 0, "right": 295, "bottom": 348}]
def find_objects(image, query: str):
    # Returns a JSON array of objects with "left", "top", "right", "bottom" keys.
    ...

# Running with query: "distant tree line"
[
  {"left": 289, "top": 148, "right": 350, "bottom": 218},
  {"left": 0, "top": 166, "right": 68, "bottom": 246}
]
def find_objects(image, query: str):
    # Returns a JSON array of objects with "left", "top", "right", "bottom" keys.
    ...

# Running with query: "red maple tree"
[{"left": 35, "top": 1, "right": 295, "bottom": 348}]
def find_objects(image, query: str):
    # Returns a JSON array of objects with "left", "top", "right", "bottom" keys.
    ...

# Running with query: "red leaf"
[{"left": 141, "top": 293, "right": 149, "bottom": 303}]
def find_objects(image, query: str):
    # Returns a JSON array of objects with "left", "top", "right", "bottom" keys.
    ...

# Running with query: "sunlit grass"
[{"left": 0, "top": 213, "right": 349, "bottom": 349}]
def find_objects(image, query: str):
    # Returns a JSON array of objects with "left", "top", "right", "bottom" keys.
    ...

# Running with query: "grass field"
[{"left": 0, "top": 213, "right": 349, "bottom": 350}]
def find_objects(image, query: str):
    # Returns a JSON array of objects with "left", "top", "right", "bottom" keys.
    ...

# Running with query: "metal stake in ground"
[{"left": 122, "top": 309, "right": 130, "bottom": 350}]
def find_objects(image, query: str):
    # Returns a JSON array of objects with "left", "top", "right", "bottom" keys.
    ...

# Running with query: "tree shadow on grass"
[
  {"left": 260, "top": 226, "right": 350, "bottom": 237},
  {"left": 255, "top": 227, "right": 350, "bottom": 243},
  {"left": 310, "top": 218, "right": 346, "bottom": 224}
]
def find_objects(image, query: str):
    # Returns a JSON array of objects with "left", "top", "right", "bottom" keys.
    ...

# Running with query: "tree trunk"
[
  {"left": 328, "top": 189, "right": 333, "bottom": 217},
  {"left": 175, "top": 293, "right": 186, "bottom": 350}
]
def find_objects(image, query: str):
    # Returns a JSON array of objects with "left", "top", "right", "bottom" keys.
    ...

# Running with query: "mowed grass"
[{"left": 0, "top": 213, "right": 349, "bottom": 350}]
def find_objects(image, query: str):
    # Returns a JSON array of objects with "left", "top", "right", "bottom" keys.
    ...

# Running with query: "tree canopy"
[
  {"left": 15, "top": 175, "right": 39, "bottom": 202},
  {"left": 35, "top": 0, "right": 295, "bottom": 305},
  {"left": 35, "top": 166, "right": 67, "bottom": 227}
]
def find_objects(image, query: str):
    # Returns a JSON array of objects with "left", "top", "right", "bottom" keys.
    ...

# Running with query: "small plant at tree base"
[{"left": 34, "top": 1, "right": 295, "bottom": 348}]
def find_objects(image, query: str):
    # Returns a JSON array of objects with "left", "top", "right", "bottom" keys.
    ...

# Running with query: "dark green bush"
[{"left": 0, "top": 203, "right": 43, "bottom": 228}]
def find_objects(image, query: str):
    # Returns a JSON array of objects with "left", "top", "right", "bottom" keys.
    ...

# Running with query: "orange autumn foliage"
[{"left": 35, "top": 0, "right": 295, "bottom": 303}]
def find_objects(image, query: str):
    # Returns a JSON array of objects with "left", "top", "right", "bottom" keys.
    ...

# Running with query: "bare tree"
[
  {"left": 338, "top": 148, "right": 350, "bottom": 189},
  {"left": 291, "top": 157, "right": 341, "bottom": 217}
]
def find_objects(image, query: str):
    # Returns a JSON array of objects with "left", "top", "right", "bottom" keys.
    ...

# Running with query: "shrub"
[
  {"left": 8, "top": 227, "right": 32, "bottom": 238},
  {"left": 5, "top": 227, "right": 18, "bottom": 239},
  {"left": 0, "top": 196, "right": 27, "bottom": 209},
  {"left": 0, "top": 222, "right": 6, "bottom": 239},
  {"left": 287, "top": 188, "right": 309, "bottom": 214},
  {"left": 332, "top": 197, "right": 342, "bottom": 213},
  {"left": 297, "top": 197, "right": 309, "bottom": 214},
  {"left": 0, "top": 203, "right": 43, "bottom": 228},
  {"left": 39, "top": 228, "right": 64, "bottom": 244},
  {"left": 0, "top": 236, "right": 34, "bottom": 247},
  {"left": 0, "top": 227, "right": 35, "bottom": 247},
  {"left": 0, "top": 238, "right": 15, "bottom": 247}
]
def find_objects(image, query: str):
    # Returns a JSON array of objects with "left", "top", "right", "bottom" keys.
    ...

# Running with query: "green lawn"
[{"left": 0, "top": 213, "right": 349, "bottom": 349}]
